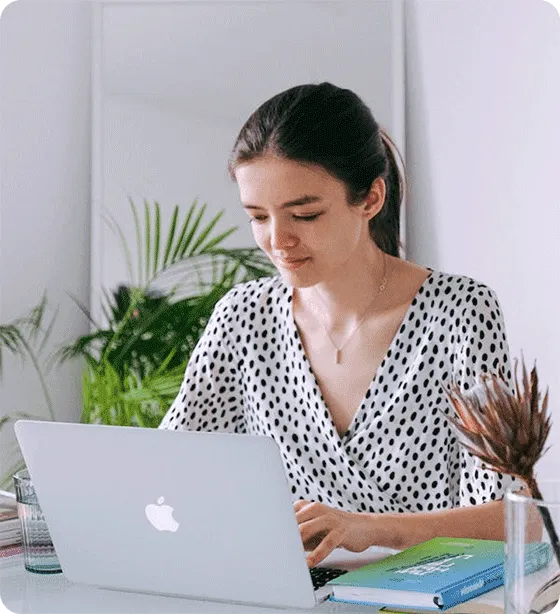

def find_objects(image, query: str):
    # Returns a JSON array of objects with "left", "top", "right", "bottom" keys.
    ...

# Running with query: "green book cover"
[{"left": 328, "top": 537, "right": 552, "bottom": 611}]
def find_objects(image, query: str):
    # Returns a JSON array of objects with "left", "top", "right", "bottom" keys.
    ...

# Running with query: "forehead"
[{"left": 235, "top": 156, "right": 345, "bottom": 206}]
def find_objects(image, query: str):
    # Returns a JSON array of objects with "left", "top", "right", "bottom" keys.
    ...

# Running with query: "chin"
[{"left": 277, "top": 269, "right": 319, "bottom": 289}]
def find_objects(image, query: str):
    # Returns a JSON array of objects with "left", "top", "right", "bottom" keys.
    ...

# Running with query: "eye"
[
  {"left": 248, "top": 212, "right": 322, "bottom": 224},
  {"left": 248, "top": 215, "right": 267, "bottom": 224},
  {"left": 293, "top": 213, "right": 321, "bottom": 221}
]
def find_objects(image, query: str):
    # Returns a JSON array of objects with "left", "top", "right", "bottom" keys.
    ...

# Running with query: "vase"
[{"left": 504, "top": 479, "right": 560, "bottom": 614}]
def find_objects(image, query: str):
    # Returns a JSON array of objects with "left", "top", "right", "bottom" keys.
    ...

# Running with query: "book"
[
  {"left": 0, "top": 543, "right": 23, "bottom": 558},
  {"left": 0, "top": 509, "right": 18, "bottom": 521},
  {"left": 0, "top": 499, "right": 21, "bottom": 549},
  {"left": 0, "top": 533, "right": 22, "bottom": 548},
  {"left": 327, "top": 537, "right": 553, "bottom": 611},
  {"left": 0, "top": 517, "right": 20, "bottom": 532},
  {"left": 379, "top": 604, "right": 503, "bottom": 613}
]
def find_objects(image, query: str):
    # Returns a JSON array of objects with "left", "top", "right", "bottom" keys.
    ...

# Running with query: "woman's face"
[{"left": 235, "top": 156, "right": 382, "bottom": 288}]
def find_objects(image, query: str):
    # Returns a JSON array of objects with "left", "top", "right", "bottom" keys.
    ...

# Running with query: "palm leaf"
[
  {"left": 152, "top": 201, "right": 161, "bottom": 279},
  {"left": 177, "top": 202, "right": 207, "bottom": 259},
  {"left": 100, "top": 287, "right": 116, "bottom": 325},
  {"left": 65, "top": 292, "right": 100, "bottom": 329},
  {"left": 170, "top": 199, "right": 197, "bottom": 263},
  {"left": 162, "top": 205, "right": 179, "bottom": 268},
  {"left": 196, "top": 227, "right": 237, "bottom": 253},
  {"left": 144, "top": 199, "right": 151, "bottom": 285},
  {"left": 108, "top": 297, "right": 177, "bottom": 368},
  {"left": 129, "top": 196, "right": 143, "bottom": 287},
  {"left": 0, "top": 324, "right": 26, "bottom": 377},
  {"left": 188, "top": 210, "right": 225, "bottom": 255},
  {"left": 36, "top": 305, "right": 59, "bottom": 357},
  {"left": 26, "top": 293, "right": 48, "bottom": 346}
]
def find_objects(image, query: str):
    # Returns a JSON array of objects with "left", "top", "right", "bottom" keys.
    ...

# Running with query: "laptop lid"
[{"left": 14, "top": 420, "right": 317, "bottom": 609}]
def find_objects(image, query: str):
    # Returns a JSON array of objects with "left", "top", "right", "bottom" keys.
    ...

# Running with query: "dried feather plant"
[{"left": 440, "top": 359, "right": 559, "bottom": 567}]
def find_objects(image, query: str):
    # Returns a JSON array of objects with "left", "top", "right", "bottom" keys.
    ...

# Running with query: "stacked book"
[{"left": 0, "top": 489, "right": 22, "bottom": 557}]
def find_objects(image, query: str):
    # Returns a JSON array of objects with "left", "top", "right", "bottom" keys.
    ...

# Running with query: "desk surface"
[{"left": 0, "top": 547, "right": 510, "bottom": 614}]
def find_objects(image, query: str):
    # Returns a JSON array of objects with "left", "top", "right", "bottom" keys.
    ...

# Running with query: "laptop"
[{"left": 14, "top": 420, "right": 347, "bottom": 608}]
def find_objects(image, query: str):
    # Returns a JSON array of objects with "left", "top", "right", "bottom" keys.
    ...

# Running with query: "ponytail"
[{"left": 368, "top": 129, "right": 405, "bottom": 258}]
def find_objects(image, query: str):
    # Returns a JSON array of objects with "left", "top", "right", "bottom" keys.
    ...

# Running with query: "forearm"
[{"left": 365, "top": 493, "right": 542, "bottom": 550}]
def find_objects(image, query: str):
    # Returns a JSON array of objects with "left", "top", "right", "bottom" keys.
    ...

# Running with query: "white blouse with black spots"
[{"left": 159, "top": 270, "right": 522, "bottom": 513}]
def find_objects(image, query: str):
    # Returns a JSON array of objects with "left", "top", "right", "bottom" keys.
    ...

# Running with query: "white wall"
[
  {"left": 406, "top": 0, "right": 560, "bottom": 479},
  {"left": 0, "top": 2, "right": 92, "bottom": 483}
]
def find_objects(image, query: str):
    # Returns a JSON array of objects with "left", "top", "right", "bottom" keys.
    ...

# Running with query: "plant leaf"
[
  {"left": 170, "top": 199, "right": 197, "bottom": 264},
  {"left": 129, "top": 196, "right": 143, "bottom": 287},
  {"left": 152, "top": 201, "right": 161, "bottom": 280},
  {"left": 144, "top": 199, "right": 151, "bottom": 287},
  {"left": 179, "top": 202, "right": 207, "bottom": 258},
  {"left": 188, "top": 210, "right": 225, "bottom": 255},
  {"left": 162, "top": 205, "right": 179, "bottom": 268},
  {"left": 197, "top": 227, "right": 238, "bottom": 254}
]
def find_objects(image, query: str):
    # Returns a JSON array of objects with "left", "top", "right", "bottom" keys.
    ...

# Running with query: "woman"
[{"left": 159, "top": 82, "right": 522, "bottom": 567}]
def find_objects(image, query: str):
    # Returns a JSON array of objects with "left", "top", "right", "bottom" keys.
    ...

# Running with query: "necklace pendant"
[{"left": 335, "top": 349, "right": 341, "bottom": 364}]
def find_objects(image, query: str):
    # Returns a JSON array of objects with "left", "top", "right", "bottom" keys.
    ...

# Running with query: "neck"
[{"left": 296, "top": 243, "right": 389, "bottom": 334}]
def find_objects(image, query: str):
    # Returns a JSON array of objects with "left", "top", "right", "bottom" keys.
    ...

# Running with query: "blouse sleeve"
[
  {"left": 452, "top": 282, "right": 524, "bottom": 506},
  {"left": 158, "top": 291, "right": 246, "bottom": 433}
]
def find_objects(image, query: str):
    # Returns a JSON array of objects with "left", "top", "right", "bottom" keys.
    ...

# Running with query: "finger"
[
  {"left": 295, "top": 501, "right": 324, "bottom": 524},
  {"left": 306, "top": 530, "right": 343, "bottom": 568},
  {"left": 298, "top": 516, "right": 331, "bottom": 547},
  {"left": 293, "top": 499, "right": 310, "bottom": 513}
]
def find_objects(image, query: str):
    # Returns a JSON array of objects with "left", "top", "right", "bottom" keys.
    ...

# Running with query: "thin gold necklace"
[{"left": 313, "top": 254, "right": 388, "bottom": 365}]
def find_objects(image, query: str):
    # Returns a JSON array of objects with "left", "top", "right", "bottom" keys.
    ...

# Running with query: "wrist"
[{"left": 362, "top": 512, "right": 430, "bottom": 551}]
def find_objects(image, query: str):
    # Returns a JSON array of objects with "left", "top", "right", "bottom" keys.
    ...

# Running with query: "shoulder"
[
  {"left": 213, "top": 275, "right": 290, "bottom": 316},
  {"left": 423, "top": 269, "right": 502, "bottom": 308},
  {"left": 421, "top": 270, "right": 507, "bottom": 345}
]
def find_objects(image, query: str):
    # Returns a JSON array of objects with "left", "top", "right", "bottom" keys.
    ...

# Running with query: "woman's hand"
[{"left": 293, "top": 499, "right": 374, "bottom": 567}]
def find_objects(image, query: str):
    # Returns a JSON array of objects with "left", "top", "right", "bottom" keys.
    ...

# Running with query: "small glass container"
[
  {"left": 504, "top": 479, "right": 560, "bottom": 614},
  {"left": 13, "top": 469, "right": 62, "bottom": 574}
]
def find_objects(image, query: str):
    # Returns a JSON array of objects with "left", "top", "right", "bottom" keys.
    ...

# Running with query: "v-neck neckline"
[{"left": 284, "top": 269, "right": 436, "bottom": 443}]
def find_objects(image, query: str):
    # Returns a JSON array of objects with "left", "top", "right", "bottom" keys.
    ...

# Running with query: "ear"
[{"left": 361, "top": 177, "right": 386, "bottom": 220}]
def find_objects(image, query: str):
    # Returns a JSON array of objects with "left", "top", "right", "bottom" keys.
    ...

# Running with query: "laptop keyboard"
[{"left": 309, "top": 567, "right": 348, "bottom": 590}]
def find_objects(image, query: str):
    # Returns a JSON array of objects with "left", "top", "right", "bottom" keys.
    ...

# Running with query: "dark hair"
[{"left": 228, "top": 82, "right": 405, "bottom": 257}]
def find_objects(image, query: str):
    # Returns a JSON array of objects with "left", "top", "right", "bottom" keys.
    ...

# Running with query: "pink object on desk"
[{"left": 0, "top": 544, "right": 23, "bottom": 558}]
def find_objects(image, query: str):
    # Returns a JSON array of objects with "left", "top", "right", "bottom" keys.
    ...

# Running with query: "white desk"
[
  {"left": 0, "top": 547, "right": 510, "bottom": 614},
  {"left": 2, "top": 548, "right": 389, "bottom": 614}
]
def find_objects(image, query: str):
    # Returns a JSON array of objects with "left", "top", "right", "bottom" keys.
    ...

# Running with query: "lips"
[
  {"left": 276, "top": 257, "right": 310, "bottom": 270},
  {"left": 278, "top": 257, "right": 308, "bottom": 263}
]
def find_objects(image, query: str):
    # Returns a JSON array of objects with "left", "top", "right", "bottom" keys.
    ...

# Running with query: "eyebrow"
[{"left": 242, "top": 195, "right": 323, "bottom": 210}]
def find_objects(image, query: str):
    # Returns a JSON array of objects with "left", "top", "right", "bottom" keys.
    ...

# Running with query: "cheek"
[
  {"left": 324, "top": 213, "right": 363, "bottom": 249},
  {"left": 250, "top": 224, "right": 269, "bottom": 250}
]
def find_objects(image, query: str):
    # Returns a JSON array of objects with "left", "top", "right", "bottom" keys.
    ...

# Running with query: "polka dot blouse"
[{"left": 159, "top": 270, "right": 522, "bottom": 513}]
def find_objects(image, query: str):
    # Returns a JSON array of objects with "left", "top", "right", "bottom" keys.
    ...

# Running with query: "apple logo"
[{"left": 145, "top": 496, "right": 179, "bottom": 532}]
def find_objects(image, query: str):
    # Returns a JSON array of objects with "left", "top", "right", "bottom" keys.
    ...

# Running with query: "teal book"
[{"left": 327, "top": 537, "right": 553, "bottom": 611}]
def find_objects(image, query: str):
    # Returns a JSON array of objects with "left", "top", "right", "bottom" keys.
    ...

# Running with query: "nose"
[{"left": 270, "top": 219, "right": 298, "bottom": 251}]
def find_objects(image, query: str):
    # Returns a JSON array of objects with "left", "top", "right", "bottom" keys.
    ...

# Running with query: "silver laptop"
[{"left": 14, "top": 420, "right": 346, "bottom": 608}]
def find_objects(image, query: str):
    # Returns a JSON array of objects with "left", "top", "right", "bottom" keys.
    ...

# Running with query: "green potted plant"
[
  {"left": 57, "top": 198, "right": 274, "bottom": 427},
  {"left": 0, "top": 198, "right": 274, "bottom": 487}
]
